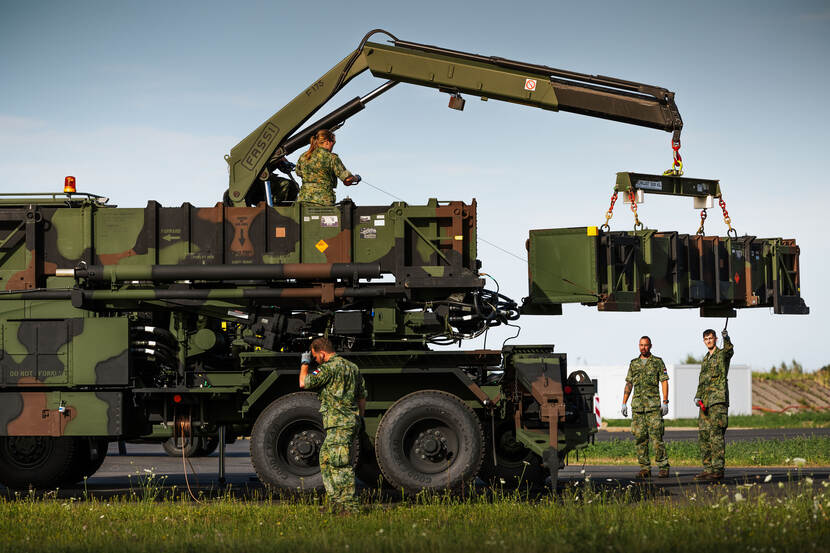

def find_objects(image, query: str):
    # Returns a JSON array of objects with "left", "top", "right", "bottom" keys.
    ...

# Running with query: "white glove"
[
  {"left": 300, "top": 351, "right": 312, "bottom": 366},
  {"left": 660, "top": 403, "right": 669, "bottom": 416},
  {"left": 620, "top": 403, "right": 628, "bottom": 417}
]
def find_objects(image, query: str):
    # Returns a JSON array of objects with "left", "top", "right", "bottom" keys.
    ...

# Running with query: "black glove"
[{"left": 275, "top": 158, "right": 296, "bottom": 173}]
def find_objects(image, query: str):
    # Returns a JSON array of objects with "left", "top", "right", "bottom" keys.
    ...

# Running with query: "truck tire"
[
  {"left": 479, "top": 417, "right": 545, "bottom": 489},
  {"left": 374, "top": 390, "right": 483, "bottom": 494},
  {"left": 162, "top": 436, "right": 203, "bottom": 457},
  {"left": 250, "top": 392, "right": 326, "bottom": 491},
  {"left": 0, "top": 436, "right": 80, "bottom": 489},
  {"left": 61, "top": 438, "right": 110, "bottom": 485},
  {"left": 355, "top": 426, "right": 391, "bottom": 489}
]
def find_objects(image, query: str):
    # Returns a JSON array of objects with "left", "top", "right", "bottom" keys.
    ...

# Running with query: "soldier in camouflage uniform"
[
  {"left": 300, "top": 337, "right": 366, "bottom": 513},
  {"left": 621, "top": 336, "right": 670, "bottom": 478},
  {"left": 295, "top": 129, "right": 359, "bottom": 205},
  {"left": 694, "top": 329, "right": 734, "bottom": 481}
]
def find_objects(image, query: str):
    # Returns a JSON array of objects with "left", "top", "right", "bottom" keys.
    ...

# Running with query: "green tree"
[
  {"left": 681, "top": 353, "right": 703, "bottom": 364},
  {"left": 791, "top": 359, "right": 803, "bottom": 374}
]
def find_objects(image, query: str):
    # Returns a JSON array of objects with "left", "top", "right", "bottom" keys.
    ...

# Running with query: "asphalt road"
[{"left": 1, "top": 435, "right": 824, "bottom": 501}]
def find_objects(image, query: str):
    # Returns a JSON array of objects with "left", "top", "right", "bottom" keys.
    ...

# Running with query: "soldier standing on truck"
[
  {"left": 295, "top": 129, "right": 359, "bottom": 205},
  {"left": 620, "top": 336, "right": 671, "bottom": 478},
  {"left": 299, "top": 337, "right": 366, "bottom": 513},
  {"left": 694, "top": 328, "right": 734, "bottom": 481}
]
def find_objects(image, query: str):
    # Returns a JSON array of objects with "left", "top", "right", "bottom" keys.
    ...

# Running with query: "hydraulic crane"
[{"left": 225, "top": 29, "right": 683, "bottom": 207}]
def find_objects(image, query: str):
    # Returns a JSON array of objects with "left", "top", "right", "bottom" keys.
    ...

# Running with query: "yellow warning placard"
[{"left": 315, "top": 239, "right": 329, "bottom": 252}]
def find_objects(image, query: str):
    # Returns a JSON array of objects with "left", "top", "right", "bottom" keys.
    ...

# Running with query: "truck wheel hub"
[
  {"left": 4, "top": 436, "right": 51, "bottom": 467},
  {"left": 414, "top": 430, "right": 446, "bottom": 459},
  {"left": 287, "top": 430, "right": 321, "bottom": 461}
]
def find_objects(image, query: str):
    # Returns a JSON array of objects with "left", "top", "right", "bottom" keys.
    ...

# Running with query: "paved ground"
[
  {"left": 1, "top": 438, "right": 823, "bottom": 501},
  {"left": 596, "top": 427, "right": 830, "bottom": 442}
]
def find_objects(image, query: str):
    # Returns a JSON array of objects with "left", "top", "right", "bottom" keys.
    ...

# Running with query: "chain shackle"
[
  {"left": 717, "top": 195, "right": 736, "bottom": 236},
  {"left": 696, "top": 208, "right": 708, "bottom": 236},
  {"left": 601, "top": 191, "right": 619, "bottom": 231},
  {"left": 663, "top": 139, "right": 684, "bottom": 176},
  {"left": 628, "top": 190, "right": 643, "bottom": 229}
]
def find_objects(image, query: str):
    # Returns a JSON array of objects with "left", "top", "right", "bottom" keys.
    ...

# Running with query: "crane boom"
[{"left": 225, "top": 29, "right": 682, "bottom": 206}]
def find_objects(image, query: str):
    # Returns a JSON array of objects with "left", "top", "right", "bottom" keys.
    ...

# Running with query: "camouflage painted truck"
[{"left": 0, "top": 30, "right": 807, "bottom": 492}]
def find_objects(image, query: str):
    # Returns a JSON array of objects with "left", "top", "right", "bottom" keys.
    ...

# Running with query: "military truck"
[{"left": 0, "top": 30, "right": 807, "bottom": 492}]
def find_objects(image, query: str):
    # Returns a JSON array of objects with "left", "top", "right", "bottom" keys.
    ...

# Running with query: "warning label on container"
[
  {"left": 524, "top": 79, "right": 537, "bottom": 91},
  {"left": 360, "top": 227, "right": 377, "bottom": 239},
  {"left": 320, "top": 215, "right": 339, "bottom": 227},
  {"left": 315, "top": 240, "right": 328, "bottom": 252}
]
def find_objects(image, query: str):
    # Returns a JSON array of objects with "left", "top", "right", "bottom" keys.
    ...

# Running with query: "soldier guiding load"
[
  {"left": 694, "top": 328, "right": 734, "bottom": 482},
  {"left": 620, "top": 336, "right": 671, "bottom": 479},
  {"left": 299, "top": 337, "right": 366, "bottom": 513},
  {"left": 295, "top": 129, "right": 360, "bottom": 205}
]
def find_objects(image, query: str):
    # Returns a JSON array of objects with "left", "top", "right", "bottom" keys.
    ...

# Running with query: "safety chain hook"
[
  {"left": 696, "top": 208, "right": 707, "bottom": 236},
  {"left": 628, "top": 190, "right": 644, "bottom": 230},
  {"left": 601, "top": 190, "right": 618, "bottom": 231},
  {"left": 718, "top": 196, "right": 737, "bottom": 238},
  {"left": 663, "top": 138, "right": 684, "bottom": 176}
]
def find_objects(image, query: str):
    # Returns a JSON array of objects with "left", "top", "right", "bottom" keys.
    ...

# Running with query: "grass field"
[
  {"left": 604, "top": 410, "right": 830, "bottom": 428},
  {"left": 1, "top": 479, "right": 828, "bottom": 552},
  {"left": 577, "top": 436, "right": 830, "bottom": 466}
]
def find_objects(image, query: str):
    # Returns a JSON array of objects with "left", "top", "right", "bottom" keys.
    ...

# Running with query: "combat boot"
[
  {"left": 694, "top": 471, "right": 711, "bottom": 481},
  {"left": 704, "top": 471, "right": 724, "bottom": 481},
  {"left": 637, "top": 468, "right": 651, "bottom": 479},
  {"left": 657, "top": 468, "right": 670, "bottom": 478}
]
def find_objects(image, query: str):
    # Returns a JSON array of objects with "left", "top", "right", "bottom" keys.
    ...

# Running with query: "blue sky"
[{"left": 2, "top": 0, "right": 828, "bottom": 370}]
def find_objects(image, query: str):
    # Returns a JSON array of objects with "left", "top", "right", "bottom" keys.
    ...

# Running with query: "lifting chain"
[
  {"left": 718, "top": 195, "right": 738, "bottom": 238},
  {"left": 696, "top": 208, "right": 707, "bottom": 236},
  {"left": 628, "top": 190, "right": 644, "bottom": 230},
  {"left": 600, "top": 191, "right": 619, "bottom": 231},
  {"left": 663, "top": 139, "right": 684, "bottom": 176}
]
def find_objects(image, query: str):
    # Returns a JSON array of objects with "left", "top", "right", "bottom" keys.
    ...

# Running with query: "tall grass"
[{"left": 1, "top": 477, "right": 828, "bottom": 552}]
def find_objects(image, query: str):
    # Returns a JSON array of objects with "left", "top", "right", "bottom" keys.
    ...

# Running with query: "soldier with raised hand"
[
  {"left": 299, "top": 337, "right": 366, "bottom": 513},
  {"left": 694, "top": 328, "right": 734, "bottom": 481},
  {"left": 295, "top": 129, "right": 360, "bottom": 205},
  {"left": 620, "top": 336, "right": 670, "bottom": 478}
]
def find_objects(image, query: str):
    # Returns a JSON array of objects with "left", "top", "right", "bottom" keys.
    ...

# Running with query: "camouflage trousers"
[
  {"left": 319, "top": 424, "right": 358, "bottom": 511},
  {"left": 631, "top": 410, "right": 669, "bottom": 469},
  {"left": 698, "top": 403, "right": 728, "bottom": 473},
  {"left": 298, "top": 185, "right": 335, "bottom": 205}
]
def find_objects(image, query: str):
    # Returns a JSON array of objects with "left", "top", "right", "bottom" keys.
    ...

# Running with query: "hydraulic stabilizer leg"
[
  {"left": 218, "top": 425, "right": 227, "bottom": 486},
  {"left": 542, "top": 447, "right": 560, "bottom": 490}
]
